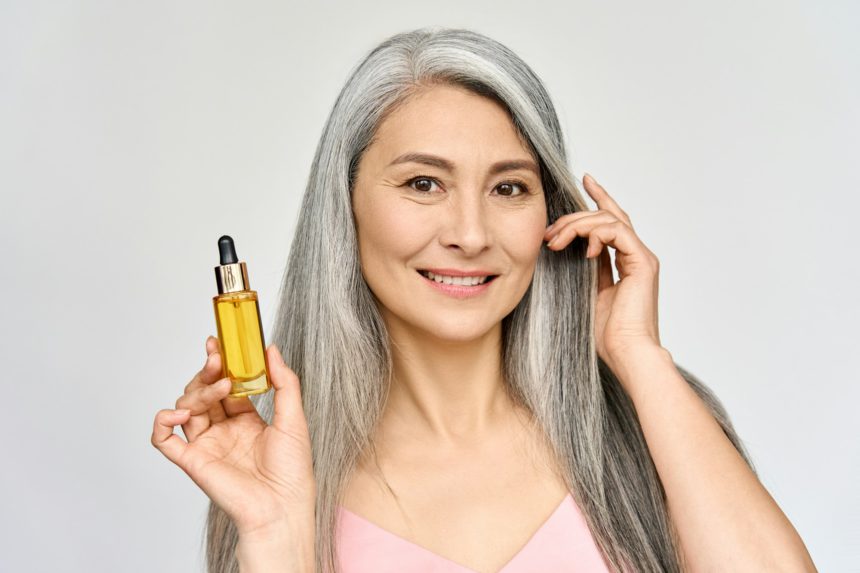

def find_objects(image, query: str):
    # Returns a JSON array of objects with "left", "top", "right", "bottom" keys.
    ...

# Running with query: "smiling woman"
[
  {"left": 163, "top": 26, "right": 816, "bottom": 573},
  {"left": 351, "top": 84, "right": 548, "bottom": 332}
]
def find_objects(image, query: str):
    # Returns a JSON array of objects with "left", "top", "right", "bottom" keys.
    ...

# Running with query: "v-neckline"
[{"left": 337, "top": 492, "right": 573, "bottom": 573}]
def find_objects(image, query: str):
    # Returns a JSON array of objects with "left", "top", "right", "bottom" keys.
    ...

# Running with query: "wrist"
[
  {"left": 604, "top": 345, "right": 675, "bottom": 398},
  {"left": 236, "top": 519, "right": 315, "bottom": 573}
]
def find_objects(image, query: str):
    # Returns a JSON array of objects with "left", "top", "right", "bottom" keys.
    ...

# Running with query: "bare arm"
[{"left": 609, "top": 345, "right": 817, "bottom": 572}]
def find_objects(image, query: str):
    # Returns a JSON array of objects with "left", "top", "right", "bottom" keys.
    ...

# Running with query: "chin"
[{"left": 416, "top": 315, "right": 500, "bottom": 343}]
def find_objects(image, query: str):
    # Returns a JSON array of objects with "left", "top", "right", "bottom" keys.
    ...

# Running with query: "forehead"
[{"left": 369, "top": 84, "right": 534, "bottom": 164}]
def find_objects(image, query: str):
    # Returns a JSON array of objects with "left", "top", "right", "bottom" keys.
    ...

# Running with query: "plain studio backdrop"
[{"left": 1, "top": 1, "right": 857, "bottom": 571}]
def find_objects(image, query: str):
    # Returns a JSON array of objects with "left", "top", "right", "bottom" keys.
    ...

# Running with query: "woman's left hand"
[{"left": 544, "top": 173, "right": 664, "bottom": 368}]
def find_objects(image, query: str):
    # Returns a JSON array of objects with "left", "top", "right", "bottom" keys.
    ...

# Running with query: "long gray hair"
[{"left": 205, "top": 26, "right": 757, "bottom": 573}]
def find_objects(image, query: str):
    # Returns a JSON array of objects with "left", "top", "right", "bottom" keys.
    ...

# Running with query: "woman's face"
[{"left": 351, "top": 84, "right": 548, "bottom": 342}]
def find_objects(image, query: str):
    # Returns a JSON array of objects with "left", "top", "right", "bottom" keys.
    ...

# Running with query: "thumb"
[{"left": 266, "top": 344, "right": 308, "bottom": 435}]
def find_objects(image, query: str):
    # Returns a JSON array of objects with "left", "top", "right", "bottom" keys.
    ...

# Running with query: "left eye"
[{"left": 405, "top": 177, "right": 528, "bottom": 196}]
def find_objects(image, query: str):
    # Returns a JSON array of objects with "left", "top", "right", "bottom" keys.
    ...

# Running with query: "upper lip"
[{"left": 418, "top": 268, "right": 498, "bottom": 277}]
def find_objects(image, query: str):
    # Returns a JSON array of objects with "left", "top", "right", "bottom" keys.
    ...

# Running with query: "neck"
[{"left": 380, "top": 316, "right": 514, "bottom": 445}]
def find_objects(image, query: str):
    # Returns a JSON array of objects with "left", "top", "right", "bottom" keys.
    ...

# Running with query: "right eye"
[{"left": 404, "top": 176, "right": 443, "bottom": 194}]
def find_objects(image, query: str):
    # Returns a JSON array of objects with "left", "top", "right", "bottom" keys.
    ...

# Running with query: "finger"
[
  {"left": 185, "top": 347, "right": 228, "bottom": 396},
  {"left": 204, "top": 352, "right": 228, "bottom": 423},
  {"left": 545, "top": 209, "right": 613, "bottom": 240},
  {"left": 202, "top": 342, "right": 229, "bottom": 415},
  {"left": 151, "top": 408, "right": 191, "bottom": 466},
  {"left": 205, "top": 336, "right": 229, "bottom": 420},
  {"left": 584, "top": 221, "right": 653, "bottom": 278},
  {"left": 221, "top": 388, "right": 258, "bottom": 417},
  {"left": 176, "top": 377, "right": 234, "bottom": 441},
  {"left": 596, "top": 244, "right": 615, "bottom": 291},
  {"left": 546, "top": 211, "right": 618, "bottom": 250},
  {"left": 582, "top": 174, "right": 634, "bottom": 229},
  {"left": 180, "top": 347, "right": 228, "bottom": 440},
  {"left": 206, "top": 335, "right": 219, "bottom": 356},
  {"left": 268, "top": 345, "right": 308, "bottom": 436},
  {"left": 202, "top": 335, "right": 256, "bottom": 418},
  {"left": 545, "top": 209, "right": 586, "bottom": 236}
]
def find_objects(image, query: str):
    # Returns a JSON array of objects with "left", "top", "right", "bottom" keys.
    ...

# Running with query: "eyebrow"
[{"left": 387, "top": 152, "right": 540, "bottom": 177}]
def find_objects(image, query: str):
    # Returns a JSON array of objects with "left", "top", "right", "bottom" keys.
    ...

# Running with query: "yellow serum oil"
[{"left": 212, "top": 235, "right": 272, "bottom": 398}]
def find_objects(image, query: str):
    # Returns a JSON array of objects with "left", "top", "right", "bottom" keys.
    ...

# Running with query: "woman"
[{"left": 151, "top": 27, "right": 817, "bottom": 573}]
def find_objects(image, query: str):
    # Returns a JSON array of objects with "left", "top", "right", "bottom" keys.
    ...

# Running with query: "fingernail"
[{"left": 175, "top": 408, "right": 190, "bottom": 416}]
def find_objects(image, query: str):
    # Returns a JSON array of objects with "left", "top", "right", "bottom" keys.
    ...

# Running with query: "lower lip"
[{"left": 417, "top": 271, "right": 497, "bottom": 299}]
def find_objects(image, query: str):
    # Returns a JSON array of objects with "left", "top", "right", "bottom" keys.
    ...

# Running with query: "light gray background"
[{"left": 1, "top": 1, "right": 857, "bottom": 571}]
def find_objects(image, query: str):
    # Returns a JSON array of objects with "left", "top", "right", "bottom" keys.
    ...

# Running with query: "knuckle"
[
  {"left": 206, "top": 380, "right": 227, "bottom": 397},
  {"left": 177, "top": 386, "right": 206, "bottom": 409},
  {"left": 285, "top": 371, "right": 301, "bottom": 388},
  {"left": 184, "top": 372, "right": 207, "bottom": 394}
]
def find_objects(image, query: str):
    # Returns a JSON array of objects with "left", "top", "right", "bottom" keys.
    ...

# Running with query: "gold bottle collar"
[{"left": 215, "top": 262, "right": 250, "bottom": 294}]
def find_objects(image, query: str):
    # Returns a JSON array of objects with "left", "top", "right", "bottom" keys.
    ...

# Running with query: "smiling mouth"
[{"left": 416, "top": 270, "right": 500, "bottom": 286}]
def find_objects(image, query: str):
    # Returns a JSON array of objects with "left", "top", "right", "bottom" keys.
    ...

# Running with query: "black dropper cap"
[
  {"left": 218, "top": 235, "right": 239, "bottom": 265},
  {"left": 214, "top": 235, "right": 250, "bottom": 294}
]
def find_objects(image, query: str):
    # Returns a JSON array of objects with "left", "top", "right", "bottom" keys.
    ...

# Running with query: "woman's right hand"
[{"left": 151, "top": 336, "right": 317, "bottom": 538}]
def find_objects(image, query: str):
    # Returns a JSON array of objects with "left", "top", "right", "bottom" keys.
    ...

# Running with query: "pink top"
[{"left": 334, "top": 492, "right": 612, "bottom": 572}]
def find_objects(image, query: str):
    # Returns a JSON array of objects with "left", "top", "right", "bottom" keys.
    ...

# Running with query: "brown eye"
[
  {"left": 496, "top": 182, "right": 527, "bottom": 197},
  {"left": 406, "top": 177, "right": 441, "bottom": 193}
]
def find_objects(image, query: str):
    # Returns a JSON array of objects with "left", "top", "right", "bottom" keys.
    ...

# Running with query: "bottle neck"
[{"left": 214, "top": 262, "right": 250, "bottom": 294}]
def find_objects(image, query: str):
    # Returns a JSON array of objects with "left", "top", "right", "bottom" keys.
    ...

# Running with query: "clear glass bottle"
[{"left": 212, "top": 235, "right": 271, "bottom": 397}]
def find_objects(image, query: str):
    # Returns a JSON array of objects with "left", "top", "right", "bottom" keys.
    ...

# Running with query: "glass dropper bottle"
[{"left": 212, "top": 235, "right": 271, "bottom": 397}]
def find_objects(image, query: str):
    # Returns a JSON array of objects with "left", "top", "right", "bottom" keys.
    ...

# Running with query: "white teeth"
[{"left": 421, "top": 271, "right": 490, "bottom": 286}]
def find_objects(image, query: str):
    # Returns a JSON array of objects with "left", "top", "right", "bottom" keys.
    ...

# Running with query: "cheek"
[
  {"left": 500, "top": 209, "right": 547, "bottom": 263},
  {"left": 356, "top": 199, "right": 429, "bottom": 273}
]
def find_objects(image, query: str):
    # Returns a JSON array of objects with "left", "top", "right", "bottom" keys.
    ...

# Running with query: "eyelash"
[{"left": 402, "top": 175, "right": 531, "bottom": 197}]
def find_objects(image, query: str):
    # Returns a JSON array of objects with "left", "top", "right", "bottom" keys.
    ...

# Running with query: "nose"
[{"left": 439, "top": 191, "right": 491, "bottom": 256}]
